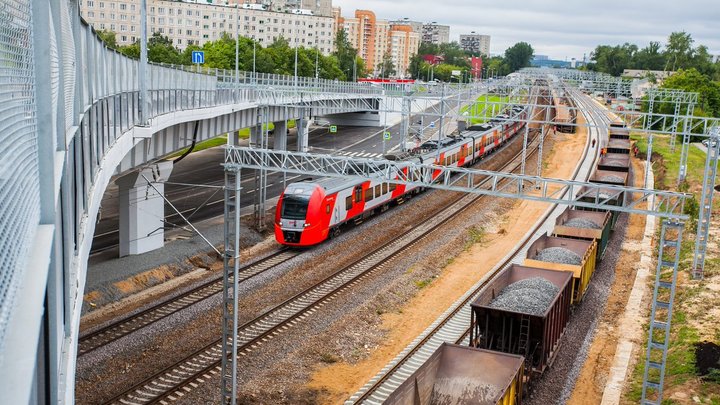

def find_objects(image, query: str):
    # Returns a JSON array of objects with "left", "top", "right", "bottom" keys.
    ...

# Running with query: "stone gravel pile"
[
  {"left": 564, "top": 218, "right": 601, "bottom": 229},
  {"left": 535, "top": 247, "right": 582, "bottom": 265},
  {"left": 489, "top": 277, "right": 559, "bottom": 316},
  {"left": 600, "top": 174, "right": 625, "bottom": 183}
]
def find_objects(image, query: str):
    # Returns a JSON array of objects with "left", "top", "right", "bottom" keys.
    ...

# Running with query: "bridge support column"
[
  {"left": 249, "top": 126, "right": 261, "bottom": 148},
  {"left": 116, "top": 161, "right": 174, "bottom": 256},
  {"left": 273, "top": 120, "right": 288, "bottom": 150},
  {"left": 296, "top": 116, "right": 310, "bottom": 152}
]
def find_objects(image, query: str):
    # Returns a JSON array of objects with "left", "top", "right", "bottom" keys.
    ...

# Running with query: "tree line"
[
  {"left": 96, "top": 29, "right": 365, "bottom": 81},
  {"left": 407, "top": 41, "right": 535, "bottom": 82},
  {"left": 587, "top": 31, "right": 719, "bottom": 80}
]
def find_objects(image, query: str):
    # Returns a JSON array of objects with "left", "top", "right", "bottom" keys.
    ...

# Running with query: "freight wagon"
[
  {"left": 576, "top": 185, "right": 623, "bottom": 229},
  {"left": 606, "top": 139, "right": 631, "bottom": 155},
  {"left": 590, "top": 169, "right": 629, "bottom": 187},
  {"left": 609, "top": 127, "right": 630, "bottom": 140},
  {"left": 523, "top": 235, "right": 598, "bottom": 303},
  {"left": 385, "top": 343, "right": 525, "bottom": 405},
  {"left": 597, "top": 153, "right": 630, "bottom": 173},
  {"left": 470, "top": 265, "right": 573, "bottom": 376},
  {"left": 553, "top": 209, "right": 612, "bottom": 260}
]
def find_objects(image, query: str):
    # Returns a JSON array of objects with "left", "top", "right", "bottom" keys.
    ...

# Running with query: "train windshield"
[{"left": 281, "top": 195, "right": 310, "bottom": 220}]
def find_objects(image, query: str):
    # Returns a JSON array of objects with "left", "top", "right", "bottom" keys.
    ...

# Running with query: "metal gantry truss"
[
  {"left": 692, "top": 128, "right": 720, "bottom": 279},
  {"left": 223, "top": 147, "right": 689, "bottom": 219},
  {"left": 642, "top": 219, "right": 684, "bottom": 405}
]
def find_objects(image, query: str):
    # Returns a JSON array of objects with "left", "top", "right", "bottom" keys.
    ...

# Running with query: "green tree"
[
  {"left": 661, "top": 68, "right": 720, "bottom": 118},
  {"left": 632, "top": 41, "right": 666, "bottom": 71},
  {"left": 379, "top": 52, "right": 396, "bottom": 78},
  {"left": 146, "top": 32, "right": 184, "bottom": 65},
  {"left": 333, "top": 30, "right": 361, "bottom": 80},
  {"left": 96, "top": 29, "right": 118, "bottom": 49},
  {"left": 664, "top": 31, "right": 694, "bottom": 71},
  {"left": 503, "top": 42, "right": 534, "bottom": 73},
  {"left": 589, "top": 44, "right": 636, "bottom": 76}
]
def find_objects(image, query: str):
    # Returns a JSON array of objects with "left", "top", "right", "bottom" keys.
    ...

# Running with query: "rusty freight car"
[
  {"left": 385, "top": 343, "right": 525, "bottom": 405},
  {"left": 553, "top": 208, "right": 612, "bottom": 260},
  {"left": 470, "top": 265, "right": 573, "bottom": 377}
]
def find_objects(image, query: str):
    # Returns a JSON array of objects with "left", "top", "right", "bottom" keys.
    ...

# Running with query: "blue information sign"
[{"left": 191, "top": 51, "right": 205, "bottom": 64}]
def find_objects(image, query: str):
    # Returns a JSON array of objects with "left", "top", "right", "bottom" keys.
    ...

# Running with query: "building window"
[
  {"left": 87, "top": 0, "right": 94, "bottom": 6},
  {"left": 158, "top": 7, "right": 164, "bottom": 14},
  {"left": 121, "top": 35, "right": 127, "bottom": 41}
]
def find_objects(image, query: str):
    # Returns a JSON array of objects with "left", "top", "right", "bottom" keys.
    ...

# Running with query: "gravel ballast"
[
  {"left": 603, "top": 160, "right": 625, "bottom": 167},
  {"left": 564, "top": 218, "right": 601, "bottom": 229},
  {"left": 600, "top": 174, "right": 624, "bottom": 183},
  {"left": 535, "top": 247, "right": 582, "bottom": 265},
  {"left": 488, "top": 277, "right": 559, "bottom": 316}
]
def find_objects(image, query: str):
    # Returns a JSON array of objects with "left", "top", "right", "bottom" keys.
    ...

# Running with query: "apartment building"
[
  {"left": 459, "top": 32, "right": 491, "bottom": 55},
  {"left": 339, "top": 10, "right": 420, "bottom": 77},
  {"left": 389, "top": 18, "right": 449, "bottom": 45},
  {"left": 79, "top": 0, "right": 336, "bottom": 54},
  {"left": 421, "top": 22, "right": 449, "bottom": 45}
]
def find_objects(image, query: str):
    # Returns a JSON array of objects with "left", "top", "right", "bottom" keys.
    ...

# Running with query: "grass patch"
[
  {"left": 630, "top": 132, "right": 710, "bottom": 190},
  {"left": 319, "top": 353, "right": 340, "bottom": 364},
  {"left": 461, "top": 95, "right": 510, "bottom": 124},
  {"left": 464, "top": 226, "right": 486, "bottom": 250},
  {"left": 414, "top": 278, "right": 434, "bottom": 289}
]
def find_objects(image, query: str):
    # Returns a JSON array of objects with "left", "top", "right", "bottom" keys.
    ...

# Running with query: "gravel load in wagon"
[
  {"left": 470, "top": 265, "right": 573, "bottom": 376},
  {"left": 564, "top": 218, "right": 601, "bottom": 229},
  {"left": 609, "top": 127, "right": 630, "bottom": 139},
  {"left": 384, "top": 343, "right": 524, "bottom": 405},
  {"left": 598, "top": 153, "right": 630, "bottom": 172},
  {"left": 488, "top": 277, "right": 559, "bottom": 316},
  {"left": 576, "top": 185, "right": 622, "bottom": 230},
  {"left": 553, "top": 208, "right": 612, "bottom": 260},
  {"left": 590, "top": 169, "right": 629, "bottom": 186},
  {"left": 524, "top": 235, "right": 598, "bottom": 303},
  {"left": 535, "top": 247, "right": 582, "bottom": 265},
  {"left": 602, "top": 175, "right": 624, "bottom": 182}
]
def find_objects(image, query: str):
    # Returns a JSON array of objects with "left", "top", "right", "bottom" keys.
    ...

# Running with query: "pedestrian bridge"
[{"left": 0, "top": 2, "right": 388, "bottom": 403}]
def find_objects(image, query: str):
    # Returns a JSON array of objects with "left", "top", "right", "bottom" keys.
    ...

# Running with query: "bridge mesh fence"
[{"left": 0, "top": 0, "right": 39, "bottom": 365}]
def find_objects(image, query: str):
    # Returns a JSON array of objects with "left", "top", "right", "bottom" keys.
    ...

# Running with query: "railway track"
[
  {"left": 100, "top": 129, "right": 543, "bottom": 405},
  {"left": 78, "top": 249, "right": 299, "bottom": 356},
  {"left": 348, "top": 91, "right": 608, "bottom": 404}
]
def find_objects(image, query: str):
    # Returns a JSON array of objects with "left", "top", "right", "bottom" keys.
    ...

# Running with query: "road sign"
[
  {"left": 429, "top": 121, "right": 436, "bottom": 128},
  {"left": 383, "top": 131, "right": 391, "bottom": 140},
  {"left": 191, "top": 51, "right": 205, "bottom": 64},
  {"left": 329, "top": 125, "right": 337, "bottom": 133}
]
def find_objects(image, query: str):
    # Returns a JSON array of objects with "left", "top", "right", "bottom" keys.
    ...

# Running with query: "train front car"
[{"left": 275, "top": 182, "right": 332, "bottom": 246}]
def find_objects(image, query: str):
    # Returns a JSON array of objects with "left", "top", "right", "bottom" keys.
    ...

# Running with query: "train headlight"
[
  {"left": 277, "top": 221, "right": 283, "bottom": 226},
  {"left": 303, "top": 223, "right": 311, "bottom": 228}
]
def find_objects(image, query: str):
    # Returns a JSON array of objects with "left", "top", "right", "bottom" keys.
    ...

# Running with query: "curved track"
[
  {"left": 78, "top": 249, "right": 299, "bottom": 356},
  {"left": 347, "top": 91, "right": 610, "bottom": 404},
  {"left": 100, "top": 127, "right": 543, "bottom": 405}
]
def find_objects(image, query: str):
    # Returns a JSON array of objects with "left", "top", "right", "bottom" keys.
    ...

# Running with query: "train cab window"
[
  {"left": 354, "top": 186, "right": 362, "bottom": 203},
  {"left": 382, "top": 183, "right": 388, "bottom": 195},
  {"left": 374, "top": 185, "right": 381, "bottom": 197},
  {"left": 345, "top": 195, "right": 352, "bottom": 210},
  {"left": 365, "top": 188, "right": 374, "bottom": 202},
  {"left": 281, "top": 195, "right": 309, "bottom": 220}
]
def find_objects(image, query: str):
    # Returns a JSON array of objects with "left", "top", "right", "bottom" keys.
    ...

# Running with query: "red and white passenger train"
[{"left": 275, "top": 105, "right": 529, "bottom": 246}]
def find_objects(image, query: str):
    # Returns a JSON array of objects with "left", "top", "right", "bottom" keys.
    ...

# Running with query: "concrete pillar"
[
  {"left": 273, "top": 120, "right": 288, "bottom": 150},
  {"left": 296, "top": 116, "right": 310, "bottom": 152},
  {"left": 249, "top": 126, "right": 261, "bottom": 148},
  {"left": 116, "top": 161, "right": 174, "bottom": 256}
]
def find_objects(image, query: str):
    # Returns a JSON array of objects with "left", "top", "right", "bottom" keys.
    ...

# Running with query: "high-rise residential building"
[
  {"left": 459, "top": 32, "right": 491, "bottom": 55},
  {"left": 421, "top": 22, "right": 449, "bottom": 45},
  {"left": 389, "top": 18, "right": 423, "bottom": 34},
  {"left": 389, "top": 19, "right": 449, "bottom": 45},
  {"left": 339, "top": 10, "right": 420, "bottom": 77},
  {"left": 79, "top": 0, "right": 336, "bottom": 54}
]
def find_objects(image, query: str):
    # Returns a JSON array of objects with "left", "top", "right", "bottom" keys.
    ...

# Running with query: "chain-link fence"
[{"left": 0, "top": 0, "right": 39, "bottom": 367}]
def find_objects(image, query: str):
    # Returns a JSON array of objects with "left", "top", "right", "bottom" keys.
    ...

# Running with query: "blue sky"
[{"left": 333, "top": 0, "right": 720, "bottom": 61}]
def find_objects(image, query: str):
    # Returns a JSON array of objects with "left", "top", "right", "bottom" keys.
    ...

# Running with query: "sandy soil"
[
  {"left": 307, "top": 126, "right": 588, "bottom": 403},
  {"left": 567, "top": 157, "right": 647, "bottom": 404}
]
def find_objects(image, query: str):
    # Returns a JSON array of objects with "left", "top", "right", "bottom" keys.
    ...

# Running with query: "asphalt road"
[{"left": 90, "top": 122, "right": 409, "bottom": 254}]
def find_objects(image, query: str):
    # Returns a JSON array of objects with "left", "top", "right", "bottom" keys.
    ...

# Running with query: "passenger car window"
[
  {"left": 345, "top": 195, "right": 352, "bottom": 210},
  {"left": 374, "top": 185, "right": 381, "bottom": 197},
  {"left": 365, "top": 188, "right": 373, "bottom": 202}
]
